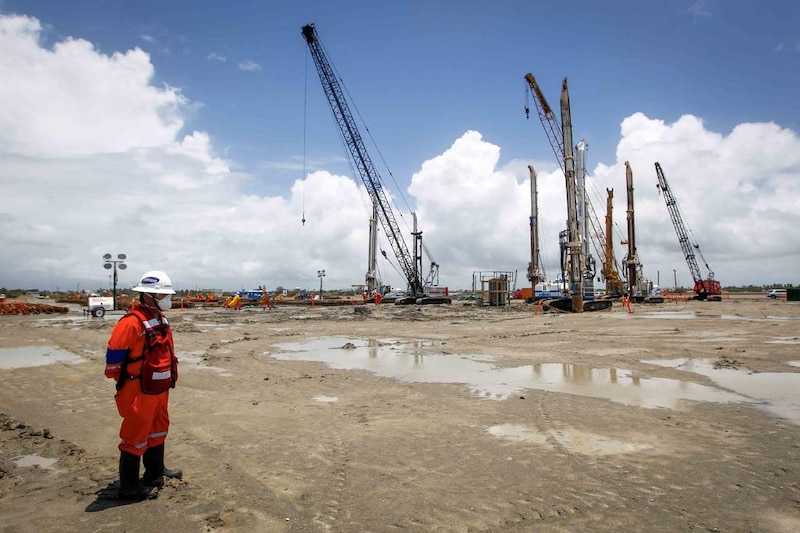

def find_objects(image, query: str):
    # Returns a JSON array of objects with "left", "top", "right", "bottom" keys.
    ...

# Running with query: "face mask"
[{"left": 157, "top": 295, "right": 172, "bottom": 311}]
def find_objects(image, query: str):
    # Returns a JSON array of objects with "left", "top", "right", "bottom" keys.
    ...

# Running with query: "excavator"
[{"left": 655, "top": 162, "right": 722, "bottom": 301}]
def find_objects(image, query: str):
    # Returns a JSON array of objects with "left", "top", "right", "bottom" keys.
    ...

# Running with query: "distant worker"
[
  {"left": 226, "top": 293, "right": 242, "bottom": 311},
  {"left": 104, "top": 270, "right": 182, "bottom": 501},
  {"left": 262, "top": 290, "right": 271, "bottom": 310}
]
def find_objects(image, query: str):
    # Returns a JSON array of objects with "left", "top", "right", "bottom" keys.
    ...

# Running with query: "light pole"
[
  {"left": 317, "top": 269, "right": 326, "bottom": 301},
  {"left": 103, "top": 253, "right": 127, "bottom": 310}
]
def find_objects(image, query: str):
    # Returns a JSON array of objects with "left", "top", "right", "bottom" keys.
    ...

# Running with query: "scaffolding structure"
[{"left": 471, "top": 271, "right": 517, "bottom": 306}]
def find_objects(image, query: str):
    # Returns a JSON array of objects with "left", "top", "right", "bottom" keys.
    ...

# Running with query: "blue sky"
[
  {"left": 1, "top": 0, "right": 799, "bottom": 292},
  {"left": 13, "top": 0, "right": 796, "bottom": 192}
]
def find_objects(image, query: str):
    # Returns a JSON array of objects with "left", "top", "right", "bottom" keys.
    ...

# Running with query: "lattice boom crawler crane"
[
  {"left": 301, "top": 23, "right": 449, "bottom": 304},
  {"left": 655, "top": 162, "right": 722, "bottom": 301}
]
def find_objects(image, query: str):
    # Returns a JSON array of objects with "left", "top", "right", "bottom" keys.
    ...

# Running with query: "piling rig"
[{"left": 524, "top": 73, "right": 611, "bottom": 312}]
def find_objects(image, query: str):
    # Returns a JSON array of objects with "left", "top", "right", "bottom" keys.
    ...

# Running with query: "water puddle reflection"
[
  {"left": 721, "top": 315, "right": 800, "bottom": 322},
  {"left": 272, "top": 337, "right": 749, "bottom": 410},
  {"left": 0, "top": 346, "right": 86, "bottom": 369},
  {"left": 605, "top": 312, "right": 800, "bottom": 323},
  {"left": 642, "top": 358, "right": 800, "bottom": 425},
  {"left": 768, "top": 338, "right": 800, "bottom": 345},
  {"left": 487, "top": 424, "right": 653, "bottom": 455},
  {"left": 313, "top": 396, "right": 338, "bottom": 403},
  {"left": 13, "top": 454, "right": 58, "bottom": 469},
  {"left": 178, "top": 350, "right": 232, "bottom": 377}
]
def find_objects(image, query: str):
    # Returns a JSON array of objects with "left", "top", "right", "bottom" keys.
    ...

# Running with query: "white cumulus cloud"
[{"left": 1, "top": 13, "right": 799, "bottom": 296}]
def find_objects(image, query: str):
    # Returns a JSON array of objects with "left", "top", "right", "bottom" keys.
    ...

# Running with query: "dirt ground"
[{"left": 1, "top": 293, "right": 799, "bottom": 532}]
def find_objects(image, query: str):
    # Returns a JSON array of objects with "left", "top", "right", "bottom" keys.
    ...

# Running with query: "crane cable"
[
  {"left": 321, "top": 38, "right": 438, "bottom": 274},
  {"left": 324, "top": 45, "right": 427, "bottom": 263},
  {"left": 301, "top": 48, "right": 308, "bottom": 226}
]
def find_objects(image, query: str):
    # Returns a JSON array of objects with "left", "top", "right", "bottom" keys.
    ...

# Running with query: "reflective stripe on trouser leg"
[{"left": 115, "top": 381, "right": 170, "bottom": 455}]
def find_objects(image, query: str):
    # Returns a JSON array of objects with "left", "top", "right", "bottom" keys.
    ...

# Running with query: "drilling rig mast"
[
  {"left": 527, "top": 165, "right": 546, "bottom": 288},
  {"left": 623, "top": 161, "right": 642, "bottom": 297},
  {"left": 524, "top": 73, "right": 611, "bottom": 311},
  {"left": 525, "top": 73, "right": 618, "bottom": 304},
  {"left": 560, "top": 78, "right": 585, "bottom": 312},
  {"left": 622, "top": 162, "right": 662, "bottom": 302},
  {"left": 604, "top": 187, "right": 625, "bottom": 297}
]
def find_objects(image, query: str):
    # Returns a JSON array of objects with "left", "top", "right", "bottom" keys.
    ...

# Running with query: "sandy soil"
[{"left": 1, "top": 294, "right": 799, "bottom": 532}]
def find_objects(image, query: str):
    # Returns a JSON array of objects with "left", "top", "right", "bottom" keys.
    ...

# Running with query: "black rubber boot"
[
  {"left": 141, "top": 443, "right": 183, "bottom": 488},
  {"left": 118, "top": 451, "right": 156, "bottom": 501}
]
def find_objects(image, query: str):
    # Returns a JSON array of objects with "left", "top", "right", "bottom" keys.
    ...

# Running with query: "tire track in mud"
[
  {"left": 511, "top": 390, "right": 659, "bottom": 528},
  {"left": 524, "top": 390, "right": 792, "bottom": 531},
  {"left": 174, "top": 425, "right": 300, "bottom": 530},
  {"left": 304, "top": 437, "right": 352, "bottom": 531}
]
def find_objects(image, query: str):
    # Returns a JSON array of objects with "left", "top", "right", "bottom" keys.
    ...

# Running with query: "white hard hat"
[{"left": 132, "top": 270, "right": 176, "bottom": 294}]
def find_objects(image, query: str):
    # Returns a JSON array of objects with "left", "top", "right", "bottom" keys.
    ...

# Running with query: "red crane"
[{"left": 655, "top": 162, "right": 722, "bottom": 301}]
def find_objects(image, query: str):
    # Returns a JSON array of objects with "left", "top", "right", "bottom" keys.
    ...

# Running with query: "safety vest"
[{"left": 109, "top": 308, "right": 178, "bottom": 394}]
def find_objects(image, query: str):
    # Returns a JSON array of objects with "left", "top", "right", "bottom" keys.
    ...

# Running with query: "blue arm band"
[{"left": 106, "top": 348, "right": 129, "bottom": 365}]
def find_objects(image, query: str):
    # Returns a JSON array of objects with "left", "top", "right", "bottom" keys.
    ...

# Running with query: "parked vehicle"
[
  {"left": 766, "top": 288, "right": 787, "bottom": 299},
  {"left": 87, "top": 296, "right": 114, "bottom": 317}
]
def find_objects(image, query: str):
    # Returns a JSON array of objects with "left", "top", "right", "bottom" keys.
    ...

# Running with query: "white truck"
[{"left": 87, "top": 296, "right": 114, "bottom": 317}]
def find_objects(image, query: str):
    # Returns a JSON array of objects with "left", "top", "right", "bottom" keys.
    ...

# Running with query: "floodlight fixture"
[
  {"left": 317, "top": 269, "right": 326, "bottom": 300},
  {"left": 102, "top": 252, "right": 128, "bottom": 311}
]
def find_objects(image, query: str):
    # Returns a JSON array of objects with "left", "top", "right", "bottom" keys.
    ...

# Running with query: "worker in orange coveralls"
[{"left": 105, "top": 270, "right": 182, "bottom": 501}]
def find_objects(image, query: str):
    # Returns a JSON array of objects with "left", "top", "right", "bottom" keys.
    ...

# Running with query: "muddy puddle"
[
  {"left": 271, "top": 337, "right": 769, "bottom": 414},
  {"left": 487, "top": 424, "right": 653, "bottom": 456},
  {"left": 0, "top": 346, "right": 86, "bottom": 369},
  {"left": 604, "top": 311, "right": 800, "bottom": 323},
  {"left": 642, "top": 358, "right": 800, "bottom": 425},
  {"left": 12, "top": 454, "right": 59, "bottom": 470}
]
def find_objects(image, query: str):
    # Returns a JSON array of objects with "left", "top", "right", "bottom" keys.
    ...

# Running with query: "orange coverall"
[{"left": 105, "top": 311, "right": 173, "bottom": 456}]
